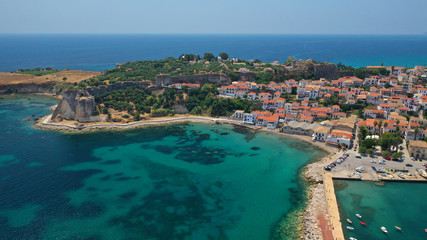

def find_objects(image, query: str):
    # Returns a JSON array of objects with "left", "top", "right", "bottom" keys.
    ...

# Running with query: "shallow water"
[
  {"left": 0, "top": 95, "right": 323, "bottom": 240},
  {"left": 335, "top": 180, "right": 427, "bottom": 240}
]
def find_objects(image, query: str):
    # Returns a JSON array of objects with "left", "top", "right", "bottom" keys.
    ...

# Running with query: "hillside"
[{"left": 0, "top": 70, "right": 101, "bottom": 85}]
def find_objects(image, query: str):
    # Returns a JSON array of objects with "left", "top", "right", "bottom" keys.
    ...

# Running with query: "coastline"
[{"left": 35, "top": 113, "right": 343, "bottom": 240}]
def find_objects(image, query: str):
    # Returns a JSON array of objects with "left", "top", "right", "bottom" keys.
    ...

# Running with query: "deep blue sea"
[{"left": 1, "top": 34, "right": 427, "bottom": 72}]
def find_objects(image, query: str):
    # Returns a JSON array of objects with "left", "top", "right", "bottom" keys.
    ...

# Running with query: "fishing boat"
[
  {"left": 347, "top": 226, "right": 355, "bottom": 230},
  {"left": 355, "top": 213, "right": 362, "bottom": 219},
  {"left": 350, "top": 238, "right": 357, "bottom": 240},
  {"left": 381, "top": 226, "right": 388, "bottom": 234},
  {"left": 395, "top": 226, "right": 402, "bottom": 231},
  {"left": 347, "top": 219, "right": 352, "bottom": 224},
  {"left": 360, "top": 221, "right": 367, "bottom": 226}
]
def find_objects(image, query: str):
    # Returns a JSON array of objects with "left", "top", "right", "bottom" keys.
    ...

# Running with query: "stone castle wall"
[{"left": 156, "top": 73, "right": 231, "bottom": 87}]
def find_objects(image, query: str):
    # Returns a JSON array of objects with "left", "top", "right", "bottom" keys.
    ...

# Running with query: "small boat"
[
  {"left": 395, "top": 226, "right": 402, "bottom": 231},
  {"left": 347, "top": 226, "right": 355, "bottom": 230},
  {"left": 347, "top": 219, "right": 352, "bottom": 224},
  {"left": 356, "top": 213, "right": 362, "bottom": 219},
  {"left": 381, "top": 226, "right": 388, "bottom": 234},
  {"left": 360, "top": 221, "right": 367, "bottom": 226},
  {"left": 425, "top": 228, "right": 427, "bottom": 232},
  {"left": 350, "top": 238, "right": 357, "bottom": 240}
]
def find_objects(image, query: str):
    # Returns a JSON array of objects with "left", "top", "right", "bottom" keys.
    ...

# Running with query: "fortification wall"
[{"left": 156, "top": 73, "right": 231, "bottom": 87}]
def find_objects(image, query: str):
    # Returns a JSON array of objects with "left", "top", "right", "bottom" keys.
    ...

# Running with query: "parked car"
[
  {"left": 355, "top": 155, "right": 362, "bottom": 159},
  {"left": 406, "top": 164, "right": 413, "bottom": 167},
  {"left": 384, "top": 157, "right": 392, "bottom": 160}
]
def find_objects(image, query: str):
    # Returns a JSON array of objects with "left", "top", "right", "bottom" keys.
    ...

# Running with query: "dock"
[{"left": 324, "top": 172, "right": 345, "bottom": 240}]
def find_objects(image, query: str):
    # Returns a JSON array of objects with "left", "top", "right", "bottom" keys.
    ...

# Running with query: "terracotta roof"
[{"left": 409, "top": 140, "right": 427, "bottom": 148}]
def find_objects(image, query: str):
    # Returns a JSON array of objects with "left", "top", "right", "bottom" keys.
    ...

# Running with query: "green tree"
[
  {"left": 359, "top": 146, "right": 367, "bottom": 154},
  {"left": 382, "top": 150, "right": 391, "bottom": 158},
  {"left": 358, "top": 125, "right": 368, "bottom": 142},
  {"left": 379, "top": 133, "right": 403, "bottom": 151},
  {"left": 401, "top": 113, "right": 411, "bottom": 121},
  {"left": 361, "top": 138, "right": 377, "bottom": 149},
  {"left": 203, "top": 52, "right": 215, "bottom": 62},
  {"left": 219, "top": 52, "right": 229, "bottom": 60},
  {"left": 392, "top": 152, "right": 403, "bottom": 160},
  {"left": 367, "top": 148, "right": 375, "bottom": 156},
  {"left": 355, "top": 68, "right": 368, "bottom": 79}
]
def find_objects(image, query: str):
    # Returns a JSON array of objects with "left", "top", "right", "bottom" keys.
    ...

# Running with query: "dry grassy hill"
[{"left": 0, "top": 70, "right": 100, "bottom": 85}]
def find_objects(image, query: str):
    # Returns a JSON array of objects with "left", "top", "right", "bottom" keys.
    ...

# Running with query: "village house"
[
  {"left": 247, "top": 92, "right": 257, "bottom": 101},
  {"left": 233, "top": 110, "right": 244, "bottom": 120},
  {"left": 281, "top": 121, "right": 320, "bottom": 136},
  {"left": 326, "top": 130, "right": 353, "bottom": 148},
  {"left": 408, "top": 140, "right": 427, "bottom": 160},
  {"left": 364, "top": 109, "right": 387, "bottom": 119},
  {"left": 243, "top": 113, "right": 255, "bottom": 125},
  {"left": 312, "top": 126, "right": 331, "bottom": 142}
]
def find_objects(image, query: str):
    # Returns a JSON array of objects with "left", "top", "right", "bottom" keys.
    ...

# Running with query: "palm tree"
[
  {"left": 374, "top": 121, "right": 378, "bottom": 135},
  {"left": 378, "top": 121, "right": 383, "bottom": 135},
  {"left": 383, "top": 122, "right": 388, "bottom": 134}
]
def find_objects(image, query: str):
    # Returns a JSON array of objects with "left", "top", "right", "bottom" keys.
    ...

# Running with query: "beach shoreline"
[{"left": 34, "top": 114, "right": 343, "bottom": 240}]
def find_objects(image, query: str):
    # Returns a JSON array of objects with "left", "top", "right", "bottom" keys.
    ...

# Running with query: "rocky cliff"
[
  {"left": 51, "top": 81, "right": 150, "bottom": 122},
  {"left": 0, "top": 82, "right": 56, "bottom": 94},
  {"left": 51, "top": 90, "right": 96, "bottom": 122}
]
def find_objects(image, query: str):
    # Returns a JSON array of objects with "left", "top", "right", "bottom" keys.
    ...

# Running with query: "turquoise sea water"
[
  {"left": 1, "top": 34, "right": 427, "bottom": 72},
  {"left": 0, "top": 95, "right": 323, "bottom": 240},
  {"left": 335, "top": 180, "right": 427, "bottom": 240}
]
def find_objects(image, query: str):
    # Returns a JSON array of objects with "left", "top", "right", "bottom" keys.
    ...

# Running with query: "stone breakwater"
[{"left": 303, "top": 148, "right": 344, "bottom": 240}]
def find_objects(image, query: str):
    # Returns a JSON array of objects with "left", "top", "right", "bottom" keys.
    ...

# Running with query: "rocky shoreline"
[{"left": 35, "top": 114, "right": 342, "bottom": 240}]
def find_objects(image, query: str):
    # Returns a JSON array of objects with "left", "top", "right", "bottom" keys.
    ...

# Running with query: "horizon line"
[{"left": 0, "top": 33, "right": 426, "bottom": 36}]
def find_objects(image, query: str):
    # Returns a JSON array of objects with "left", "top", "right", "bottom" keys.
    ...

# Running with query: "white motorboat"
[
  {"left": 350, "top": 238, "right": 357, "bottom": 240},
  {"left": 355, "top": 213, "right": 362, "bottom": 219},
  {"left": 346, "top": 226, "right": 355, "bottom": 230},
  {"left": 381, "top": 226, "right": 388, "bottom": 234}
]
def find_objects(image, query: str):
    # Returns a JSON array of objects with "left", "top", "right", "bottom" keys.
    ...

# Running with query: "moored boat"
[
  {"left": 381, "top": 226, "right": 388, "bottom": 234},
  {"left": 347, "top": 226, "right": 355, "bottom": 230},
  {"left": 349, "top": 237, "right": 357, "bottom": 240},
  {"left": 347, "top": 219, "right": 352, "bottom": 224},
  {"left": 356, "top": 213, "right": 362, "bottom": 219},
  {"left": 395, "top": 226, "right": 402, "bottom": 231},
  {"left": 360, "top": 221, "right": 367, "bottom": 226}
]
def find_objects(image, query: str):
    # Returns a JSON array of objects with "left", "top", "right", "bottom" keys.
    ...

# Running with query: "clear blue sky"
[{"left": 2, "top": 0, "right": 427, "bottom": 34}]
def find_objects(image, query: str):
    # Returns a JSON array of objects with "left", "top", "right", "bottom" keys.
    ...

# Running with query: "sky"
[{"left": 2, "top": 0, "right": 427, "bottom": 34}]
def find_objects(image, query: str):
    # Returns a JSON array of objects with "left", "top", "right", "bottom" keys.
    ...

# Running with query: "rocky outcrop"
[{"left": 51, "top": 90, "right": 96, "bottom": 122}]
